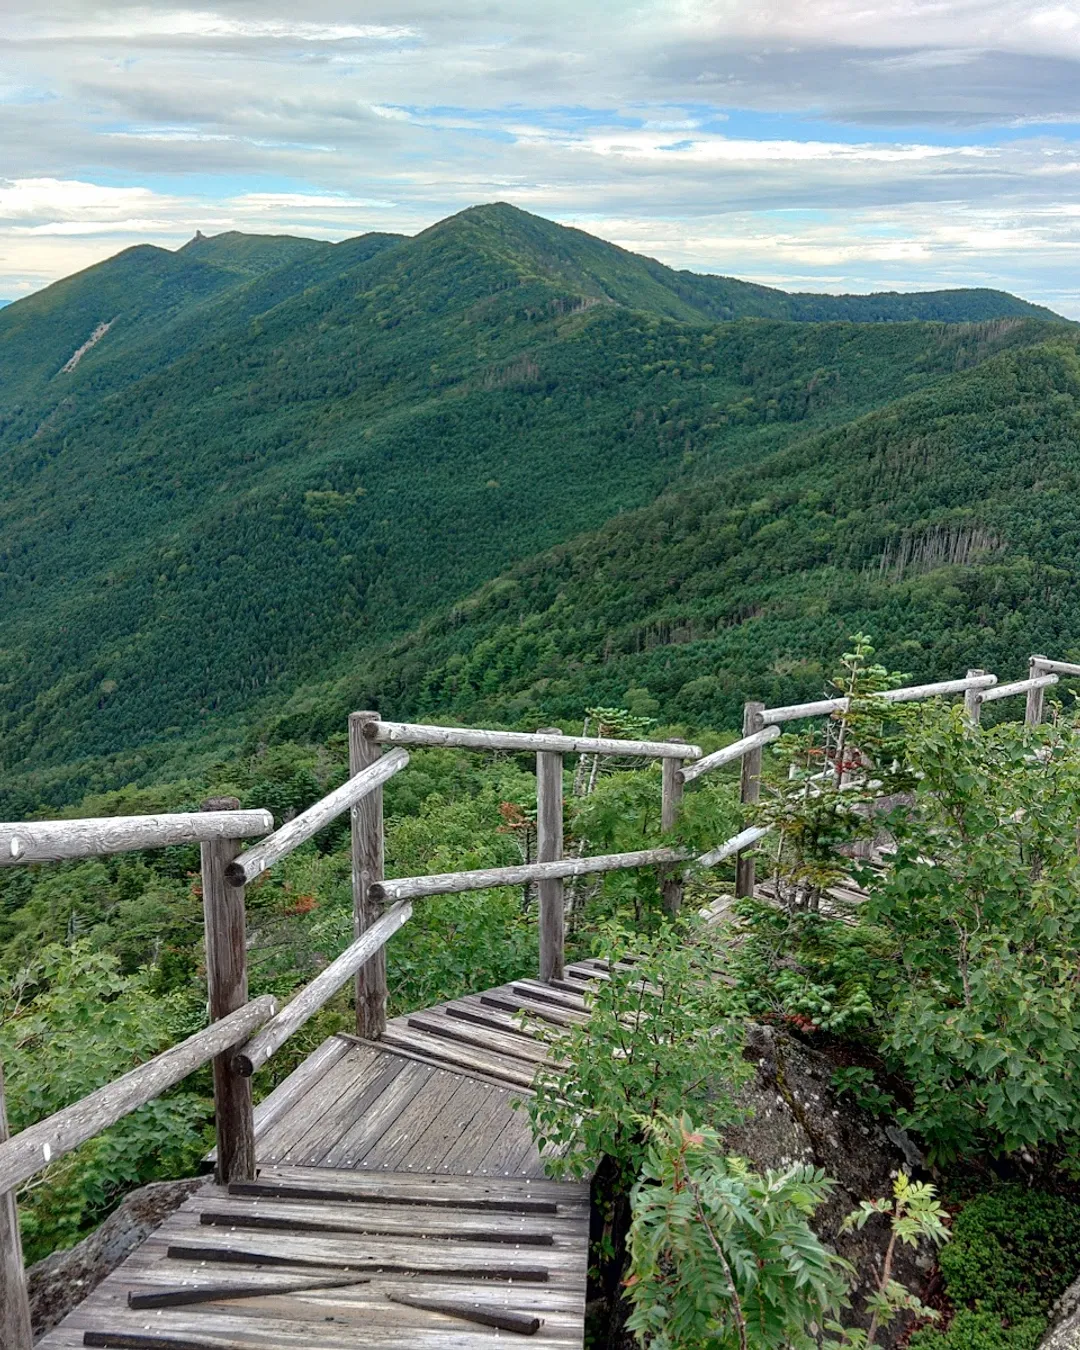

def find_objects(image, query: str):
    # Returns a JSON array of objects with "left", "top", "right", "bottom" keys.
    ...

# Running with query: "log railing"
[{"left": 1, "top": 652, "right": 1074, "bottom": 1346}]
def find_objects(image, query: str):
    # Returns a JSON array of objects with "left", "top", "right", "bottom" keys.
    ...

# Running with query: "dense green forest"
[{"left": 0, "top": 204, "right": 1071, "bottom": 814}]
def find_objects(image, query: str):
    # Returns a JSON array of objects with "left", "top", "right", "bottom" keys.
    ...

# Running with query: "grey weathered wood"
[
  {"left": 225, "top": 751, "right": 409, "bottom": 887},
  {"left": 697, "top": 825, "right": 769, "bottom": 869},
  {"left": 200, "top": 799, "right": 255, "bottom": 1185},
  {"left": 979, "top": 672, "right": 1059, "bottom": 704},
  {"left": 1027, "top": 656, "right": 1051, "bottom": 724},
  {"left": 660, "top": 738, "right": 686, "bottom": 915},
  {"left": 365, "top": 720, "right": 702, "bottom": 760},
  {"left": 679, "top": 725, "right": 781, "bottom": 784},
  {"left": 761, "top": 673, "right": 998, "bottom": 725},
  {"left": 0, "top": 808, "right": 272, "bottom": 868},
  {"left": 0, "top": 1062, "right": 31, "bottom": 1350},
  {"left": 0, "top": 997, "right": 275, "bottom": 1194},
  {"left": 964, "top": 669, "right": 985, "bottom": 726},
  {"left": 736, "top": 702, "right": 765, "bottom": 898},
  {"left": 1034, "top": 657, "right": 1080, "bottom": 678},
  {"left": 536, "top": 730, "right": 564, "bottom": 983},
  {"left": 233, "top": 903, "right": 413, "bottom": 1076},
  {"left": 351, "top": 712, "right": 388, "bottom": 1041},
  {"left": 370, "top": 844, "right": 688, "bottom": 904}
]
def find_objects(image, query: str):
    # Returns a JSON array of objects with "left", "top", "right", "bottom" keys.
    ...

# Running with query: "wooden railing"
[{"left": 0, "top": 656, "right": 1072, "bottom": 1345}]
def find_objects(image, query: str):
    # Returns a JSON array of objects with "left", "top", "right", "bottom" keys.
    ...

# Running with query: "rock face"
[
  {"left": 27, "top": 1177, "right": 203, "bottom": 1339},
  {"left": 722, "top": 1024, "right": 934, "bottom": 1347},
  {"left": 1041, "top": 1278, "right": 1080, "bottom": 1349}
]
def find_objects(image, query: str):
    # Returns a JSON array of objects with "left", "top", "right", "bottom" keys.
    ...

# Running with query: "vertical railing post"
[
  {"left": 660, "top": 737, "right": 686, "bottom": 915},
  {"left": 200, "top": 796, "right": 255, "bottom": 1185},
  {"left": 536, "top": 729, "right": 565, "bottom": 983},
  {"left": 964, "top": 669, "right": 985, "bottom": 728},
  {"left": 1026, "top": 656, "right": 1048, "bottom": 726},
  {"left": 350, "top": 711, "right": 387, "bottom": 1039},
  {"left": 0, "top": 1062, "right": 32, "bottom": 1350},
  {"left": 735, "top": 702, "right": 766, "bottom": 898}
]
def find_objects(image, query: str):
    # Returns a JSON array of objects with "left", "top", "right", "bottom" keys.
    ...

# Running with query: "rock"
[
  {"left": 27, "top": 1176, "right": 203, "bottom": 1339},
  {"left": 721, "top": 1023, "right": 933, "bottom": 1347},
  {"left": 1041, "top": 1276, "right": 1080, "bottom": 1349}
]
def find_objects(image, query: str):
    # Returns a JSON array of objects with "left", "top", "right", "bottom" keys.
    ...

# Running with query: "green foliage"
[
  {"left": 836, "top": 1172, "right": 948, "bottom": 1347},
  {"left": 626, "top": 1114, "right": 851, "bottom": 1350},
  {"left": 909, "top": 1187, "right": 1080, "bottom": 1350},
  {"left": 527, "top": 924, "right": 747, "bottom": 1189},
  {"left": 0, "top": 943, "right": 205, "bottom": 1260},
  {"left": 865, "top": 709, "right": 1080, "bottom": 1159}
]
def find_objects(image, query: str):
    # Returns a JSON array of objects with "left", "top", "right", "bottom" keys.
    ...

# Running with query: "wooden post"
[
  {"left": 536, "top": 729, "right": 565, "bottom": 983},
  {"left": 200, "top": 797, "right": 255, "bottom": 1185},
  {"left": 964, "top": 669, "right": 985, "bottom": 727},
  {"left": 1026, "top": 656, "right": 1048, "bottom": 726},
  {"left": 0, "top": 1062, "right": 32, "bottom": 1350},
  {"left": 661, "top": 738, "right": 686, "bottom": 915},
  {"left": 350, "top": 712, "right": 387, "bottom": 1039},
  {"left": 735, "top": 702, "right": 766, "bottom": 898}
]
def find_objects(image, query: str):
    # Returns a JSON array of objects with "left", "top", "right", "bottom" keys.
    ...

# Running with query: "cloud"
[{"left": 1, "top": 3, "right": 1079, "bottom": 314}]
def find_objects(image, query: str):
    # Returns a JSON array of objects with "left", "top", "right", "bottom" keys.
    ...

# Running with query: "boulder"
[
  {"left": 27, "top": 1176, "right": 203, "bottom": 1339},
  {"left": 722, "top": 1023, "right": 935, "bottom": 1346},
  {"left": 1041, "top": 1277, "right": 1080, "bottom": 1349}
]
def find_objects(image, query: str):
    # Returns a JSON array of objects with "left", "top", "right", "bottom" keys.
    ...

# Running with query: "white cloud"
[{"left": 12, "top": 11, "right": 416, "bottom": 42}]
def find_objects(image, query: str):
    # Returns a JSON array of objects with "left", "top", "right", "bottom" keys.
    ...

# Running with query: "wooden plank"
[
  {"left": 251, "top": 1037, "right": 351, "bottom": 1142},
  {"left": 195, "top": 1203, "right": 556, "bottom": 1246},
  {"left": 443, "top": 1001, "right": 549, "bottom": 1041},
  {"left": 365, "top": 720, "right": 701, "bottom": 761},
  {"left": 317, "top": 1060, "right": 436, "bottom": 1168},
  {"left": 254, "top": 1045, "right": 391, "bottom": 1162},
  {"left": 660, "top": 738, "right": 686, "bottom": 915},
  {"left": 350, "top": 711, "right": 388, "bottom": 1040},
  {"left": 0, "top": 1062, "right": 31, "bottom": 1350},
  {"left": 436, "top": 1091, "right": 531, "bottom": 1177},
  {"left": 387, "top": 1078, "right": 508, "bottom": 1175},
  {"left": 378, "top": 1027, "right": 536, "bottom": 1091},
  {"left": 201, "top": 800, "right": 255, "bottom": 1185},
  {"left": 510, "top": 982, "right": 587, "bottom": 1011},
  {"left": 231, "top": 1166, "right": 570, "bottom": 1210},
  {"left": 0, "top": 999, "right": 276, "bottom": 1195},
  {"left": 479, "top": 993, "right": 585, "bottom": 1028},
  {"left": 226, "top": 752, "right": 409, "bottom": 888},
  {"left": 0, "top": 810, "right": 272, "bottom": 869},
  {"left": 351, "top": 1070, "right": 466, "bottom": 1172},
  {"left": 406, "top": 1012, "right": 552, "bottom": 1065}
]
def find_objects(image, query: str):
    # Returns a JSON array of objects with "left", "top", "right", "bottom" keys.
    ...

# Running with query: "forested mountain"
[{"left": 0, "top": 202, "right": 1072, "bottom": 811}]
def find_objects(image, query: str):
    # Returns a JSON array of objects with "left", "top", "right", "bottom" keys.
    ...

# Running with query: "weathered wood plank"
[
  {"left": 378, "top": 1027, "right": 537, "bottom": 1091},
  {"left": 760, "top": 672, "right": 998, "bottom": 725},
  {"left": 0, "top": 1062, "right": 32, "bottom": 1350},
  {"left": 678, "top": 726, "right": 782, "bottom": 784},
  {"left": 736, "top": 702, "right": 765, "bottom": 898},
  {"left": 317, "top": 1060, "right": 436, "bottom": 1168},
  {"left": 536, "top": 732, "right": 565, "bottom": 983}
]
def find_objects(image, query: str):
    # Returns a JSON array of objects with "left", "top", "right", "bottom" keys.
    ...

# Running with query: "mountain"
[
  {"left": 0, "top": 203, "right": 1071, "bottom": 810},
  {"left": 277, "top": 333, "right": 1080, "bottom": 741}
]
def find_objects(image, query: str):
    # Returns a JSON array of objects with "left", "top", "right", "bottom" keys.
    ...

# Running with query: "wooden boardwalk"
[{"left": 36, "top": 963, "right": 608, "bottom": 1350}]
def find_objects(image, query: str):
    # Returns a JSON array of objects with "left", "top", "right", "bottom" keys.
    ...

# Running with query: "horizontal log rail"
[
  {"left": 0, "top": 997, "right": 276, "bottom": 1195},
  {"left": 363, "top": 720, "right": 702, "bottom": 761},
  {"left": 233, "top": 903, "right": 413, "bottom": 1076},
  {"left": 1033, "top": 656, "right": 1080, "bottom": 678},
  {"left": 224, "top": 750, "right": 410, "bottom": 887},
  {"left": 679, "top": 727, "right": 782, "bottom": 785},
  {"left": 976, "top": 673, "right": 1059, "bottom": 704},
  {"left": 696, "top": 825, "right": 769, "bottom": 869},
  {"left": 0, "top": 809, "right": 273, "bottom": 867},
  {"left": 760, "top": 672, "right": 998, "bottom": 726}
]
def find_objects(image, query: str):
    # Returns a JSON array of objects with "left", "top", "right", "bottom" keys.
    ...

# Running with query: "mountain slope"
[
  {"left": 276, "top": 333, "right": 1080, "bottom": 740},
  {"left": 0, "top": 203, "right": 1070, "bottom": 808}
]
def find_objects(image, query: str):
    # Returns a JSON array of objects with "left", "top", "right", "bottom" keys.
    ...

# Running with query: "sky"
[{"left": 3, "top": 2, "right": 1080, "bottom": 314}]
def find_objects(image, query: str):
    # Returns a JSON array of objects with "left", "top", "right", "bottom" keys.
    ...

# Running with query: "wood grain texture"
[
  {"left": 226, "top": 752, "right": 409, "bottom": 887},
  {"left": 234, "top": 904, "right": 412, "bottom": 1076},
  {"left": 365, "top": 719, "right": 701, "bottom": 761},
  {"left": 0, "top": 809, "right": 272, "bottom": 868},
  {"left": 660, "top": 738, "right": 685, "bottom": 916},
  {"left": 536, "top": 732, "right": 564, "bottom": 983},
  {"left": 736, "top": 702, "right": 765, "bottom": 899},
  {"left": 0, "top": 998, "right": 275, "bottom": 1193},
  {"left": 0, "top": 1062, "right": 32, "bottom": 1350},
  {"left": 761, "top": 672, "right": 998, "bottom": 726},
  {"left": 978, "top": 672, "right": 1057, "bottom": 704},
  {"left": 350, "top": 712, "right": 388, "bottom": 1040},
  {"left": 678, "top": 725, "right": 781, "bottom": 784},
  {"left": 201, "top": 800, "right": 255, "bottom": 1185}
]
